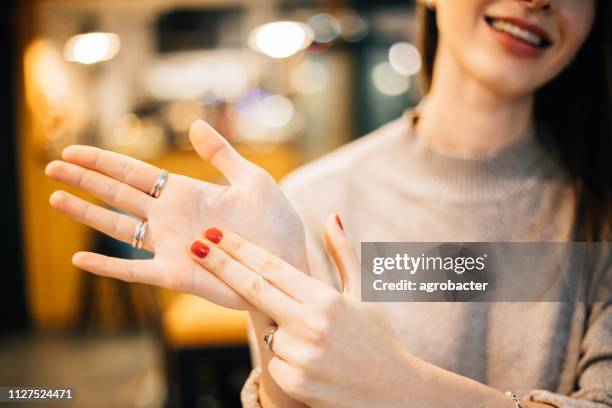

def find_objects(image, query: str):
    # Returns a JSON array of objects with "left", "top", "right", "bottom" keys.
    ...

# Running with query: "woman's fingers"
[
  {"left": 45, "top": 160, "right": 152, "bottom": 219},
  {"left": 323, "top": 213, "right": 361, "bottom": 299},
  {"left": 72, "top": 252, "right": 159, "bottom": 285},
  {"left": 188, "top": 238, "right": 301, "bottom": 324},
  {"left": 189, "top": 120, "right": 258, "bottom": 185},
  {"left": 61, "top": 145, "right": 163, "bottom": 195},
  {"left": 260, "top": 325, "right": 302, "bottom": 364},
  {"left": 201, "top": 227, "right": 322, "bottom": 303},
  {"left": 50, "top": 190, "right": 153, "bottom": 252}
]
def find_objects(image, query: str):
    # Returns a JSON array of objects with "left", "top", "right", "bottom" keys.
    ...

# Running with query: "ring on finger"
[
  {"left": 150, "top": 169, "right": 169, "bottom": 198},
  {"left": 263, "top": 326, "right": 278, "bottom": 353},
  {"left": 131, "top": 221, "right": 148, "bottom": 249}
]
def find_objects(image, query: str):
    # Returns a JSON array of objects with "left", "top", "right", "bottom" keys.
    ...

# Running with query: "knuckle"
[
  {"left": 122, "top": 158, "right": 138, "bottom": 183},
  {"left": 296, "top": 345, "right": 324, "bottom": 370},
  {"left": 92, "top": 150, "right": 104, "bottom": 170},
  {"left": 224, "top": 234, "right": 242, "bottom": 253},
  {"left": 211, "top": 140, "right": 229, "bottom": 160},
  {"left": 76, "top": 168, "right": 87, "bottom": 188},
  {"left": 210, "top": 253, "right": 229, "bottom": 271},
  {"left": 316, "top": 292, "right": 342, "bottom": 314},
  {"left": 106, "top": 180, "right": 123, "bottom": 203},
  {"left": 246, "top": 274, "right": 265, "bottom": 301},
  {"left": 79, "top": 201, "right": 92, "bottom": 222},
  {"left": 304, "top": 315, "right": 330, "bottom": 346},
  {"left": 261, "top": 254, "right": 281, "bottom": 275},
  {"left": 110, "top": 216, "right": 123, "bottom": 238}
]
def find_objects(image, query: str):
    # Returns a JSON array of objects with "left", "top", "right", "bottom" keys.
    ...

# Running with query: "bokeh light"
[
  {"left": 257, "top": 95, "right": 294, "bottom": 128},
  {"left": 388, "top": 42, "right": 421, "bottom": 77},
  {"left": 307, "top": 13, "right": 341, "bottom": 44},
  {"left": 64, "top": 32, "right": 121, "bottom": 64},
  {"left": 248, "top": 21, "right": 313, "bottom": 59},
  {"left": 337, "top": 10, "right": 369, "bottom": 42},
  {"left": 31, "top": 42, "right": 69, "bottom": 102},
  {"left": 372, "top": 62, "right": 411, "bottom": 96}
]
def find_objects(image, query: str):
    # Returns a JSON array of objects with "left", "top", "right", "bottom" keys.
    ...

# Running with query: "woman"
[{"left": 45, "top": 0, "right": 611, "bottom": 406}]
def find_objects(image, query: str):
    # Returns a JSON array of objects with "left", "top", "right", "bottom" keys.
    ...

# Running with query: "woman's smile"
[
  {"left": 433, "top": 0, "right": 595, "bottom": 96},
  {"left": 484, "top": 15, "right": 552, "bottom": 57}
]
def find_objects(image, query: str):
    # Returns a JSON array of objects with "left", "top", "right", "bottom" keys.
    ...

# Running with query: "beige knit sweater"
[{"left": 240, "top": 109, "right": 612, "bottom": 407}]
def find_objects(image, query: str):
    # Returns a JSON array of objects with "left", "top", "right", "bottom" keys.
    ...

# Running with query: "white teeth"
[{"left": 491, "top": 19, "right": 543, "bottom": 47}]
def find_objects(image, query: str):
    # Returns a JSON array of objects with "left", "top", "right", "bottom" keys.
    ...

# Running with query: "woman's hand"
[
  {"left": 188, "top": 214, "right": 418, "bottom": 407},
  {"left": 189, "top": 215, "right": 532, "bottom": 408},
  {"left": 45, "top": 120, "right": 307, "bottom": 310}
]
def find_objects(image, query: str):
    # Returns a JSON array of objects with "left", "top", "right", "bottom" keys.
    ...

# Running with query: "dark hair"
[{"left": 417, "top": 1, "right": 611, "bottom": 242}]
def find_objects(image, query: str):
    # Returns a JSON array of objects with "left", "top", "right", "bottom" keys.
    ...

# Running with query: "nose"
[{"left": 521, "top": 0, "right": 552, "bottom": 11}]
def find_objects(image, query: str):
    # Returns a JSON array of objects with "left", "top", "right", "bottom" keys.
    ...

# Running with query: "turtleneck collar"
[{"left": 395, "top": 108, "right": 564, "bottom": 202}]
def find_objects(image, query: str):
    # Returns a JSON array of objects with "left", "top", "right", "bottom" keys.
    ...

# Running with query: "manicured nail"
[
  {"left": 335, "top": 214, "right": 344, "bottom": 231},
  {"left": 204, "top": 227, "right": 223, "bottom": 244},
  {"left": 190, "top": 240, "right": 210, "bottom": 258}
]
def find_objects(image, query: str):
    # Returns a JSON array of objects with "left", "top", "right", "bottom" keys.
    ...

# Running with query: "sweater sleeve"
[
  {"left": 240, "top": 367, "right": 262, "bottom": 408},
  {"left": 524, "top": 303, "right": 612, "bottom": 407}
]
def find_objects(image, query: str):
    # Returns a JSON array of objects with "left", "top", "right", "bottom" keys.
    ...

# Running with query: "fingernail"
[
  {"left": 204, "top": 227, "right": 223, "bottom": 244},
  {"left": 190, "top": 240, "right": 210, "bottom": 258},
  {"left": 335, "top": 214, "right": 344, "bottom": 231}
]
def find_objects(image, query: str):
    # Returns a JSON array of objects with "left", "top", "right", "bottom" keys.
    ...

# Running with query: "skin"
[
  {"left": 188, "top": 218, "right": 541, "bottom": 407},
  {"left": 46, "top": 121, "right": 308, "bottom": 309},
  {"left": 46, "top": 120, "right": 308, "bottom": 407},
  {"left": 418, "top": 0, "right": 595, "bottom": 154},
  {"left": 44, "top": 0, "right": 596, "bottom": 406}
]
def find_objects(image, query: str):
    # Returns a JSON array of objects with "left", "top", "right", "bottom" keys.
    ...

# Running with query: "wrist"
[
  {"left": 390, "top": 346, "right": 425, "bottom": 406},
  {"left": 403, "top": 355, "right": 520, "bottom": 408}
]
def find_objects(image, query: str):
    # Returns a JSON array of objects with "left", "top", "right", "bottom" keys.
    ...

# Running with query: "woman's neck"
[{"left": 417, "top": 41, "right": 534, "bottom": 155}]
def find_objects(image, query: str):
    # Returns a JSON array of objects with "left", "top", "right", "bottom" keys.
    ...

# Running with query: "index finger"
[
  {"left": 61, "top": 145, "right": 163, "bottom": 195},
  {"left": 202, "top": 227, "right": 327, "bottom": 303},
  {"left": 189, "top": 238, "right": 301, "bottom": 324}
]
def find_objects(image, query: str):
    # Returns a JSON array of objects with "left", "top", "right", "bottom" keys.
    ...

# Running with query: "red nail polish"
[
  {"left": 205, "top": 227, "right": 223, "bottom": 244},
  {"left": 335, "top": 214, "right": 344, "bottom": 231},
  {"left": 191, "top": 241, "right": 210, "bottom": 258}
]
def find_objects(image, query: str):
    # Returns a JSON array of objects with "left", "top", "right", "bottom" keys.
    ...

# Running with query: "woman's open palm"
[{"left": 45, "top": 120, "right": 307, "bottom": 310}]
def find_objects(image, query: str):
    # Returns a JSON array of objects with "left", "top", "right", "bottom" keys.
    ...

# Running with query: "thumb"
[
  {"left": 189, "top": 119, "right": 254, "bottom": 184},
  {"left": 323, "top": 213, "right": 361, "bottom": 299}
]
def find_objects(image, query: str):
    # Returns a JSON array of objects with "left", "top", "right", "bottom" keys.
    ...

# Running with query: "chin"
[
  {"left": 459, "top": 47, "right": 555, "bottom": 98},
  {"left": 476, "top": 63, "right": 542, "bottom": 97}
]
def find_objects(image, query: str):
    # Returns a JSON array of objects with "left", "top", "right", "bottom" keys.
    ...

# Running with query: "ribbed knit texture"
[{"left": 241, "top": 110, "right": 611, "bottom": 407}]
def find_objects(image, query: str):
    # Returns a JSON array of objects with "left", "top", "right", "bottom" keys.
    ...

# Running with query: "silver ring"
[
  {"left": 263, "top": 327, "right": 278, "bottom": 353},
  {"left": 504, "top": 391, "right": 523, "bottom": 408},
  {"left": 150, "top": 169, "right": 169, "bottom": 198},
  {"left": 131, "top": 221, "right": 148, "bottom": 249}
]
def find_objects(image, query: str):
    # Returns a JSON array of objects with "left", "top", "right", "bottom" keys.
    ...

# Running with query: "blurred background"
[{"left": 2, "top": 0, "right": 424, "bottom": 406}]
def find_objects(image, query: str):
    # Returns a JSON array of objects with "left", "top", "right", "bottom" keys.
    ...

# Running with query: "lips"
[{"left": 485, "top": 16, "right": 552, "bottom": 49}]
